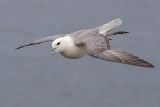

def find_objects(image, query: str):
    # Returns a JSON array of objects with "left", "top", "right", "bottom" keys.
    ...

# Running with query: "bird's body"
[
  {"left": 15, "top": 19, "right": 154, "bottom": 68},
  {"left": 58, "top": 36, "right": 87, "bottom": 59}
]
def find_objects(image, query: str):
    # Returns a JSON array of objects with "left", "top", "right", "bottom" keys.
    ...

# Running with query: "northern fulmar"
[{"left": 15, "top": 19, "right": 154, "bottom": 68}]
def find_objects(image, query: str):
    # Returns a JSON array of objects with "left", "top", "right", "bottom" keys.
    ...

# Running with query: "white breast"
[{"left": 60, "top": 36, "right": 87, "bottom": 59}]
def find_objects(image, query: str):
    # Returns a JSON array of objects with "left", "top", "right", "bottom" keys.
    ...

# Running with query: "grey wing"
[
  {"left": 85, "top": 36, "right": 154, "bottom": 68},
  {"left": 74, "top": 18, "right": 122, "bottom": 46},
  {"left": 96, "top": 18, "right": 122, "bottom": 36},
  {"left": 15, "top": 34, "right": 66, "bottom": 50}
]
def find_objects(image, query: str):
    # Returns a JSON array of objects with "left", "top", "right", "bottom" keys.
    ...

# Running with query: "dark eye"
[{"left": 57, "top": 42, "right": 60, "bottom": 45}]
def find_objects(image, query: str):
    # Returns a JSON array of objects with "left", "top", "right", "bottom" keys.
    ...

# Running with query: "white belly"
[{"left": 60, "top": 45, "right": 87, "bottom": 59}]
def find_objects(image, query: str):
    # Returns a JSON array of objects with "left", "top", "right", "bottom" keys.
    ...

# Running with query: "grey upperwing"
[
  {"left": 73, "top": 18, "right": 123, "bottom": 46},
  {"left": 83, "top": 35, "right": 154, "bottom": 68}
]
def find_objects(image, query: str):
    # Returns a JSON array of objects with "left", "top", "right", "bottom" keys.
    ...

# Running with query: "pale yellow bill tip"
[{"left": 51, "top": 51, "right": 56, "bottom": 56}]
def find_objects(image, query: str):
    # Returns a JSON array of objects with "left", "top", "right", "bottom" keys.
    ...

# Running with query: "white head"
[
  {"left": 51, "top": 37, "right": 72, "bottom": 55},
  {"left": 51, "top": 36, "right": 86, "bottom": 59}
]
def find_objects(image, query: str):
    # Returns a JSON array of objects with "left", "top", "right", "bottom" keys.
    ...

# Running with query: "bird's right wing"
[
  {"left": 96, "top": 18, "right": 122, "bottom": 36},
  {"left": 15, "top": 34, "right": 66, "bottom": 50},
  {"left": 74, "top": 18, "right": 124, "bottom": 46}
]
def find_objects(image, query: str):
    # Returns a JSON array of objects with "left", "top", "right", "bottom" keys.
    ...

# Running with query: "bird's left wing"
[
  {"left": 15, "top": 34, "right": 66, "bottom": 50},
  {"left": 84, "top": 35, "right": 154, "bottom": 68}
]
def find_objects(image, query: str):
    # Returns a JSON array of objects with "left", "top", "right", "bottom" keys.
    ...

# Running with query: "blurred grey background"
[{"left": 0, "top": 0, "right": 160, "bottom": 107}]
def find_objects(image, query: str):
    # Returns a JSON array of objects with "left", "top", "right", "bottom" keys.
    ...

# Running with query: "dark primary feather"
[{"left": 107, "top": 31, "right": 129, "bottom": 36}]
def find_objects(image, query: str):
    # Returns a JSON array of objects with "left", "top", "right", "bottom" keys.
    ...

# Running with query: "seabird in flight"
[{"left": 15, "top": 19, "right": 154, "bottom": 68}]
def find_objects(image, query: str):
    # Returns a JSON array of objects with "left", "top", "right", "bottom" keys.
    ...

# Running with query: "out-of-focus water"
[{"left": 0, "top": 0, "right": 160, "bottom": 107}]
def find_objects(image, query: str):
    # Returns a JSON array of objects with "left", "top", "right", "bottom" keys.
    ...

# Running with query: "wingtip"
[
  {"left": 115, "top": 18, "right": 122, "bottom": 24},
  {"left": 15, "top": 47, "right": 20, "bottom": 50},
  {"left": 147, "top": 64, "right": 155, "bottom": 68},
  {"left": 139, "top": 62, "right": 155, "bottom": 68},
  {"left": 15, "top": 47, "right": 21, "bottom": 50},
  {"left": 15, "top": 46, "right": 24, "bottom": 50},
  {"left": 14, "top": 43, "right": 35, "bottom": 50}
]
